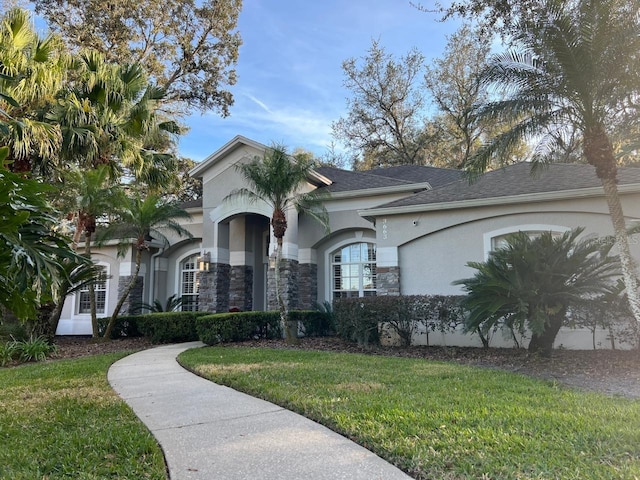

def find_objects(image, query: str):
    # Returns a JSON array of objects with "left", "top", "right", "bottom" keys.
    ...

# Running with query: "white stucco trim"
[
  {"left": 209, "top": 247, "right": 230, "bottom": 264},
  {"left": 376, "top": 246, "right": 399, "bottom": 267},
  {"left": 190, "top": 135, "right": 267, "bottom": 177},
  {"left": 483, "top": 224, "right": 571, "bottom": 260},
  {"left": 210, "top": 200, "right": 272, "bottom": 225},
  {"left": 230, "top": 250, "right": 255, "bottom": 266},
  {"left": 359, "top": 183, "right": 640, "bottom": 217},
  {"left": 119, "top": 262, "right": 146, "bottom": 276},
  {"left": 328, "top": 182, "right": 431, "bottom": 200},
  {"left": 299, "top": 248, "right": 317, "bottom": 264}
]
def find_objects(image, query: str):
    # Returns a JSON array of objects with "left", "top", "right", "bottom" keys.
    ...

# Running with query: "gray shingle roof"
[
  {"left": 367, "top": 165, "right": 463, "bottom": 188},
  {"left": 314, "top": 166, "right": 417, "bottom": 192},
  {"left": 374, "top": 163, "right": 640, "bottom": 209}
]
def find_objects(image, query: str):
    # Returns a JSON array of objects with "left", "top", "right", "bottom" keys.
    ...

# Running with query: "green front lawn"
[
  {"left": 180, "top": 347, "right": 640, "bottom": 480},
  {"left": 0, "top": 354, "right": 167, "bottom": 479}
]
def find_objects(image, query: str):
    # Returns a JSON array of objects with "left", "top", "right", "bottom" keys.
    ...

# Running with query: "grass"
[
  {"left": 0, "top": 354, "right": 167, "bottom": 479},
  {"left": 179, "top": 346, "right": 640, "bottom": 480}
]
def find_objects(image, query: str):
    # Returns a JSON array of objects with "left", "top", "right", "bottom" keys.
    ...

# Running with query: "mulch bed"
[{"left": 52, "top": 335, "right": 640, "bottom": 398}]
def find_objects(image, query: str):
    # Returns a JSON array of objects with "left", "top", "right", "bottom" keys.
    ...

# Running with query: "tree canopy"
[{"left": 33, "top": 0, "right": 242, "bottom": 114}]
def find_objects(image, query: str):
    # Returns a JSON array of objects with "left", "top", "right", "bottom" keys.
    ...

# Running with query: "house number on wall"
[{"left": 382, "top": 218, "right": 388, "bottom": 240}]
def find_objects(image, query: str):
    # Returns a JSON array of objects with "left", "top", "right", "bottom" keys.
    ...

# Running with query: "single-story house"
[{"left": 57, "top": 135, "right": 640, "bottom": 349}]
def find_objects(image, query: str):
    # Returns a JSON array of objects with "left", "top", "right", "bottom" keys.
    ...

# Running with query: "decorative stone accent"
[
  {"left": 297, "top": 263, "right": 317, "bottom": 310},
  {"left": 199, "top": 263, "right": 230, "bottom": 313},
  {"left": 377, "top": 266, "right": 400, "bottom": 296},
  {"left": 267, "top": 256, "right": 299, "bottom": 311},
  {"left": 230, "top": 265, "right": 253, "bottom": 311},
  {"left": 117, "top": 275, "right": 143, "bottom": 314}
]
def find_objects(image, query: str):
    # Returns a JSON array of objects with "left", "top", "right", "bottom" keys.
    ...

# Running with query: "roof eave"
[
  {"left": 327, "top": 182, "right": 432, "bottom": 200},
  {"left": 358, "top": 183, "right": 640, "bottom": 217}
]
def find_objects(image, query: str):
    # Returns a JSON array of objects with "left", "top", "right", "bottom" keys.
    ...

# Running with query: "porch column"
[
  {"left": 229, "top": 217, "right": 254, "bottom": 311},
  {"left": 199, "top": 221, "right": 230, "bottom": 313},
  {"left": 267, "top": 207, "right": 299, "bottom": 311},
  {"left": 298, "top": 248, "right": 318, "bottom": 310},
  {"left": 117, "top": 256, "right": 145, "bottom": 314}
]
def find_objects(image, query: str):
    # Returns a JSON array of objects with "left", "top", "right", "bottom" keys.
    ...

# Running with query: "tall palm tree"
[
  {"left": 469, "top": 0, "right": 640, "bottom": 323},
  {"left": 96, "top": 194, "right": 192, "bottom": 339},
  {"left": 64, "top": 165, "right": 124, "bottom": 336},
  {"left": 227, "top": 145, "right": 329, "bottom": 342}
]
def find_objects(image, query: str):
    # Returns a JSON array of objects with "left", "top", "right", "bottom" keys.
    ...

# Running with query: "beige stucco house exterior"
[{"left": 56, "top": 135, "right": 640, "bottom": 349}]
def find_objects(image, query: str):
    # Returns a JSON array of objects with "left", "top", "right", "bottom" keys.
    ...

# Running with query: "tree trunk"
[
  {"left": 85, "top": 232, "right": 99, "bottom": 338},
  {"left": 584, "top": 125, "right": 640, "bottom": 327},
  {"left": 104, "top": 247, "right": 141, "bottom": 339},
  {"left": 528, "top": 312, "right": 564, "bottom": 357}
]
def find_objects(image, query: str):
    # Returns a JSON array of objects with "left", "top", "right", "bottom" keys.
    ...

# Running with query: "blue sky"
[{"left": 179, "top": 1, "right": 461, "bottom": 162}]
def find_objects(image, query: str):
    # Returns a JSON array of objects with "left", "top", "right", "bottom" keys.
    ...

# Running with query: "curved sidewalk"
[{"left": 108, "top": 342, "right": 413, "bottom": 480}]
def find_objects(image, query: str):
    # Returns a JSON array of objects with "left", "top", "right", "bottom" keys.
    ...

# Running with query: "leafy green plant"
[
  {"left": 13, "top": 336, "right": 57, "bottom": 362},
  {"left": 135, "top": 294, "right": 184, "bottom": 313},
  {"left": 196, "top": 311, "right": 281, "bottom": 345},
  {"left": 454, "top": 229, "right": 620, "bottom": 355},
  {"left": 296, "top": 305, "right": 335, "bottom": 337},
  {"left": 0, "top": 341, "right": 17, "bottom": 366},
  {"left": 137, "top": 311, "right": 205, "bottom": 343}
]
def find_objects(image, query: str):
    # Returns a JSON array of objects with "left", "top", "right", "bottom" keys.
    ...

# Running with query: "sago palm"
[
  {"left": 227, "top": 145, "right": 329, "bottom": 342},
  {"left": 469, "top": 0, "right": 640, "bottom": 323},
  {"left": 96, "top": 194, "right": 192, "bottom": 339},
  {"left": 454, "top": 229, "right": 620, "bottom": 355}
]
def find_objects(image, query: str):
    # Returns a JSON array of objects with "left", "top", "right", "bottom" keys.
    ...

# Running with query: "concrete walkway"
[{"left": 108, "top": 342, "right": 413, "bottom": 480}]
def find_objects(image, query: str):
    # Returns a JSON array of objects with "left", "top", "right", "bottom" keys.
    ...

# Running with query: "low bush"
[
  {"left": 0, "top": 336, "right": 57, "bottom": 366},
  {"left": 334, "top": 295, "right": 466, "bottom": 347},
  {"left": 196, "top": 311, "right": 281, "bottom": 345},
  {"left": 97, "top": 315, "right": 143, "bottom": 339},
  {"left": 137, "top": 312, "right": 207, "bottom": 343},
  {"left": 293, "top": 308, "right": 335, "bottom": 337},
  {"left": 334, "top": 299, "right": 380, "bottom": 348},
  {"left": 0, "top": 320, "right": 28, "bottom": 342}
]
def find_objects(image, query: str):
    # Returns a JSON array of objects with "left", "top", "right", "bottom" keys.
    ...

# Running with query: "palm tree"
[
  {"left": 454, "top": 229, "right": 620, "bottom": 355},
  {"left": 63, "top": 165, "right": 124, "bottom": 337},
  {"left": 97, "top": 194, "right": 192, "bottom": 339},
  {"left": 469, "top": 0, "right": 640, "bottom": 324},
  {"left": 0, "top": 8, "right": 68, "bottom": 175},
  {"left": 227, "top": 145, "right": 329, "bottom": 343}
]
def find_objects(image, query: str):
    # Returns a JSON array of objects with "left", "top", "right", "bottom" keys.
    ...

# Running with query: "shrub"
[
  {"left": 196, "top": 311, "right": 282, "bottom": 345},
  {"left": 0, "top": 336, "right": 58, "bottom": 365},
  {"left": 334, "top": 295, "right": 467, "bottom": 347},
  {"left": 137, "top": 312, "right": 207, "bottom": 343},
  {"left": 0, "top": 320, "right": 28, "bottom": 342},
  {"left": 334, "top": 299, "right": 380, "bottom": 348},
  {"left": 0, "top": 341, "right": 18, "bottom": 366},
  {"left": 97, "top": 315, "right": 143, "bottom": 339},
  {"left": 294, "top": 307, "right": 335, "bottom": 337}
]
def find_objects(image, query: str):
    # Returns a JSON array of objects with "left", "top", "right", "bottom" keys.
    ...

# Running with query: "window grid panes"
[
  {"left": 181, "top": 255, "right": 200, "bottom": 311},
  {"left": 332, "top": 243, "right": 376, "bottom": 299},
  {"left": 78, "top": 266, "right": 107, "bottom": 314}
]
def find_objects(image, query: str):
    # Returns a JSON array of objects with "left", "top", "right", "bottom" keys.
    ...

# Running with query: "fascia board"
[
  {"left": 189, "top": 135, "right": 267, "bottom": 178},
  {"left": 326, "top": 182, "right": 432, "bottom": 200},
  {"left": 357, "top": 183, "right": 640, "bottom": 217}
]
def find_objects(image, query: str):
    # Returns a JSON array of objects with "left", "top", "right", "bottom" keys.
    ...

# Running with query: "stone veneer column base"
[
  {"left": 267, "top": 257, "right": 299, "bottom": 311},
  {"left": 297, "top": 263, "right": 317, "bottom": 310},
  {"left": 199, "top": 263, "right": 231, "bottom": 313},
  {"left": 377, "top": 266, "right": 400, "bottom": 296},
  {"left": 230, "top": 265, "right": 253, "bottom": 311},
  {"left": 117, "top": 276, "right": 143, "bottom": 314}
]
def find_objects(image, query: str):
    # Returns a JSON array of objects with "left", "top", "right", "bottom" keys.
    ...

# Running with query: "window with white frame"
[
  {"left": 78, "top": 265, "right": 107, "bottom": 314},
  {"left": 180, "top": 254, "right": 200, "bottom": 311},
  {"left": 491, "top": 230, "right": 564, "bottom": 251},
  {"left": 332, "top": 242, "right": 377, "bottom": 299}
]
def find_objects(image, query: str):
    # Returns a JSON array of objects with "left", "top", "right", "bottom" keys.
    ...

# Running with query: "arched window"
[
  {"left": 331, "top": 242, "right": 376, "bottom": 299},
  {"left": 180, "top": 254, "right": 200, "bottom": 311}
]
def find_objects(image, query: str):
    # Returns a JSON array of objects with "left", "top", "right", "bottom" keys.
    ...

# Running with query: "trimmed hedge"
[
  {"left": 137, "top": 312, "right": 209, "bottom": 343},
  {"left": 196, "top": 311, "right": 282, "bottom": 345}
]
